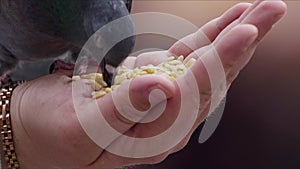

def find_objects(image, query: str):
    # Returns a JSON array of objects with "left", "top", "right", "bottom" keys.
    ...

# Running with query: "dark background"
[{"left": 132, "top": 1, "right": 300, "bottom": 169}]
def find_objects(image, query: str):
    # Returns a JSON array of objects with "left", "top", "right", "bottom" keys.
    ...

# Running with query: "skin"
[{"left": 7, "top": 1, "right": 287, "bottom": 169}]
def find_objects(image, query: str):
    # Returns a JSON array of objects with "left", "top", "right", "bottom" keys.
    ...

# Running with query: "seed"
[
  {"left": 142, "top": 67, "right": 155, "bottom": 74},
  {"left": 79, "top": 55, "right": 195, "bottom": 99},
  {"left": 139, "top": 71, "right": 148, "bottom": 75},
  {"left": 168, "top": 76, "right": 176, "bottom": 81},
  {"left": 114, "top": 74, "right": 127, "bottom": 85},
  {"left": 168, "top": 60, "right": 182, "bottom": 65},
  {"left": 105, "top": 88, "right": 112, "bottom": 93},
  {"left": 88, "top": 80, "right": 102, "bottom": 91},
  {"left": 94, "top": 73, "right": 104, "bottom": 84},
  {"left": 177, "top": 55, "right": 184, "bottom": 62},
  {"left": 72, "top": 76, "right": 81, "bottom": 81},
  {"left": 81, "top": 73, "right": 97, "bottom": 79},
  {"left": 185, "top": 58, "right": 196, "bottom": 68},
  {"left": 167, "top": 56, "right": 175, "bottom": 61},
  {"left": 92, "top": 91, "right": 107, "bottom": 99},
  {"left": 81, "top": 73, "right": 105, "bottom": 87},
  {"left": 99, "top": 80, "right": 107, "bottom": 88},
  {"left": 111, "top": 85, "right": 120, "bottom": 90}
]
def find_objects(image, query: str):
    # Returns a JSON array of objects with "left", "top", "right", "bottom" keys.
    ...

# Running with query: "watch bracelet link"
[{"left": 0, "top": 81, "right": 26, "bottom": 169}]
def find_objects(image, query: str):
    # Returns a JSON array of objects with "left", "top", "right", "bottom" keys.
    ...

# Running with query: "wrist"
[
  {"left": 0, "top": 81, "right": 26, "bottom": 169},
  {"left": 10, "top": 82, "right": 31, "bottom": 169}
]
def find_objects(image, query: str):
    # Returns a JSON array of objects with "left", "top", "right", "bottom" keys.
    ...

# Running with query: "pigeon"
[{"left": 0, "top": 0, "right": 135, "bottom": 84}]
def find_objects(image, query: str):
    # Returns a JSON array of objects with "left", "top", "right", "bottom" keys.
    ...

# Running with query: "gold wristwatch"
[{"left": 0, "top": 81, "right": 26, "bottom": 169}]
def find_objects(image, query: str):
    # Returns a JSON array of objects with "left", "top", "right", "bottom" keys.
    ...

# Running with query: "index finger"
[{"left": 168, "top": 2, "right": 252, "bottom": 58}]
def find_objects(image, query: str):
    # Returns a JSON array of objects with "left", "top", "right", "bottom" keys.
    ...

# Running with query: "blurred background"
[{"left": 131, "top": 1, "right": 300, "bottom": 169}]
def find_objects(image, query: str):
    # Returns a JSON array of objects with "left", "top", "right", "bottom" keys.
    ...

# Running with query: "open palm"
[{"left": 10, "top": 1, "right": 286, "bottom": 169}]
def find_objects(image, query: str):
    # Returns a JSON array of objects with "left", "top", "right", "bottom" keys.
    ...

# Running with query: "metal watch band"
[{"left": 0, "top": 81, "right": 26, "bottom": 169}]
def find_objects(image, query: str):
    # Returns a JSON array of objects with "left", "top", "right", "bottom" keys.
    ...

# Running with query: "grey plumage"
[{"left": 0, "top": 0, "right": 135, "bottom": 76}]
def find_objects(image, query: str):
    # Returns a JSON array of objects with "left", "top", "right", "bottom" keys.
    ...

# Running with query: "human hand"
[{"left": 9, "top": 1, "right": 287, "bottom": 169}]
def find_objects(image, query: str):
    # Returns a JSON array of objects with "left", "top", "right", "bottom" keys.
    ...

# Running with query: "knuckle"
[{"left": 235, "top": 2, "right": 252, "bottom": 9}]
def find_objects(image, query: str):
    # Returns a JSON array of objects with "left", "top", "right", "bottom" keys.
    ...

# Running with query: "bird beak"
[
  {"left": 102, "top": 58, "right": 114, "bottom": 87},
  {"left": 124, "top": 0, "right": 133, "bottom": 13}
]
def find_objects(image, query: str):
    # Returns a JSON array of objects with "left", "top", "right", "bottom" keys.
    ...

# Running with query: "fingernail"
[{"left": 268, "top": 1, "right": 288, "bottom": 24}]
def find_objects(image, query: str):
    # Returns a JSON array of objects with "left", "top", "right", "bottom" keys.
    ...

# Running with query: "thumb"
[
  {"left": 98, "top": 74, "right": 176, "bottom": 134},
  {"left": 72, "top": 74, "right": 175, "bottom": 150}
]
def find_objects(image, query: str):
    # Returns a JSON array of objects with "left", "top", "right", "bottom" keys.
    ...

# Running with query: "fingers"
[
  {"left": 168, "top": 2, "right": 252, "bottom": 57},
  {"left": 169, "top": 1, "right": 287, "bottom": 60},
  {"left": 226, "top": 1, "right": 287, "bottom": 85},
  {"left": 184, "top": 24, "right": 258, "bottom": 120},
  {"left": 187, "top": 0, "right": 287, "bottom": 90},
  {"left": 121, "top": 51, "right": 171, "bottom": 71},
  {"left": 214, "top": 24, "right": 259, "bottom": 72},
  {"left": 214, "top": 0, "right": 287, "bottom": 84},
  {"left": 214, "top": 0, "right": 287, "bottom": 44},
  {"left": 121, "top": 56, "right": 137, "bottom": 69},
  {"left": 181, "top": 1, "right": 287, "bottom": 148},
  {"left": 95, "top": 74, "right": 176, "bottom": 135},
  {"left": 171, "top": 25, "right": 258, "bottom": 152},
  {"left": 238, "top": 0, "right": 263, "bottom": 21},
  {"left": 240, "top": 0, "right": 287, "bottom": 42},
  {"left": 134, "top": 50, "right": 171, "bottom": 67},
  {"left": 72, "top": 75, "right": 175, "bottom": 168}
]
